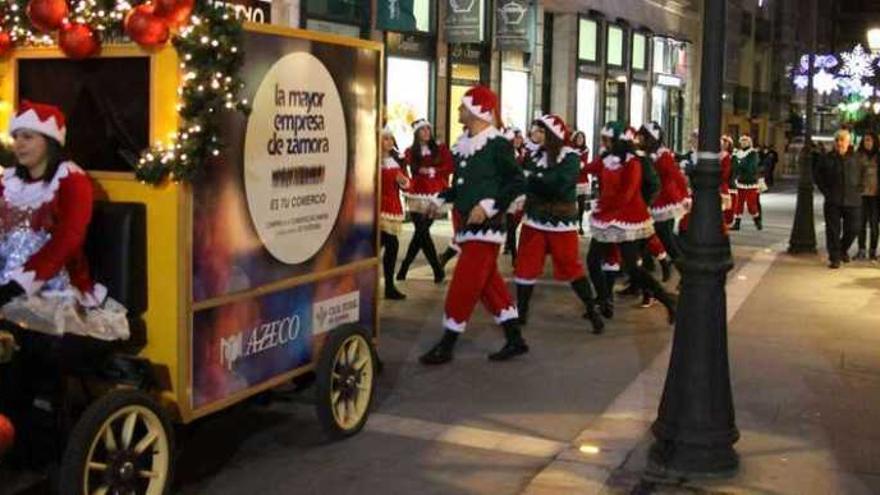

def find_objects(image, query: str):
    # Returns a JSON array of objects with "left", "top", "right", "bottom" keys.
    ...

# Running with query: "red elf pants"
[
  {"left": 735, "top": 188, "right": 760, "bottom": 218},
  {"left": 444, "top": 241, "right": 517, "bottom": 332},
  {"left": 514, "top": 225, "right": 585, "bottom": 284}
]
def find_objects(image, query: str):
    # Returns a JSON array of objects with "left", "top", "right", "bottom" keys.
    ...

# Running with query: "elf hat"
[
  {"left": 381, "top": 124, "right": 395, "bottom": 136},
  {"left": 10, "top": 100, "right": 66, "bottom": 146},
  {"left": 504, "top": 126, "right": 522, "bottom": 140},
  {"left": 537, "top": 114, "right": 569, "bottom": 141},
  {"left": 462, "top": 85, "right": 499, "bottom": 125},
  {"left": 412, "top": 118, "right": 432, "bottom": 133},
  {"left": 600, "top": 121, "right": 626, "bottom": 140},
  {"left": 739, "top": 134, "right": 753, "bottom": 147},
  {"left": 622, "top": 126, "right": 638, "bottom": 142},
  {"left": 640, "top": 121, "right": 663, "bottom": 142}
]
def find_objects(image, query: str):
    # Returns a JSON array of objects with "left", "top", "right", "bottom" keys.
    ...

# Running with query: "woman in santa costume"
[
  {"left": 513, "top": 115, "right": 604, "bottom": 334},
  {"left": 585, "top": 122, "right": 677, "bottom": 324},
  {"left": 731, "top": 134, "right": 763, "bottom": 231},
  {"left": 379, "top": 127, "right": 411, "bottom": 300},
  {"left": 720, "top": 135, "right": 736, "bottom": 227},
  {"left": 503, "top": 127, "right": 527, "bottom": 263},
  {"left": 397, "top": 118, "right": 453, "bottom": 283},
  {"left": 0, "top": 101, "right": 128, "bottom": 463},
  {"left": 571, "top": 131, "right": 592, "bottom": 235},
  {"left": 420, "top": 86, "right": 526, "bottom": 365}
]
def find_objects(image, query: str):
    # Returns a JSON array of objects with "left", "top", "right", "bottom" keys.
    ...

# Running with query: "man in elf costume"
[
  {"left": 420, "top": 86, "right": 526, "bottom": 365},
  {"left": 731, "top": 135, "right": 763, "bottom": 231},
  {"left": 513, "top": 114, "right": 604, "bottom": 334}
]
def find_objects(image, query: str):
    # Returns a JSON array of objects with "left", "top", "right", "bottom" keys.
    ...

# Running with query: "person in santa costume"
[
  {"left": 420, "top": 86, "right": 526, "bottom": 365},
  {"left": 513, "top": 114, "right": 604, "bottom": 334},
  {"left": 720, "top": 135, "right": 736, "bottom": 227},
  {"left": 731, "top": 134, "right": 763, "bottom": 231},
  {"left": 503, "top": 126, "right": 527, "bottom": 263},
  {"left": 571, "top": 130, "right": 592, "bottom": 235},
  {"left": 397, "top": 118, "right": 453, "bottom": 283},
  {"left": 0, "top": 101, "right": 128, "bottom": 464},
  {"left": 585, "top": 122, "right": 677, "bottom": 324},
  {"left": 379, "top": 127, "right": 411, "bottom": 300}
]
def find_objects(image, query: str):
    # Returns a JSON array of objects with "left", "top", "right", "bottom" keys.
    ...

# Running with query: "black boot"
[
  {"left": 731, "top": 218, "right": 741, "bottom": 231},
  {"left": 382, "top": 233, "right": 406, "bottom": 300},
  {"left": 617, "top": 283, "right": 640, "bottom": 297},
  {"left": 516, "top": 284, "right": 534, "bottom": 325},
  {"left": 419, "top": 330, "right": 459, "bottom": 365},
  {"left": 488, "top": 321, "right": 529, "bottom": 361},
  {"left": 385, "top": 287, "right": 406, "bottom": 300},
  {"left": 571, "top": 278, "right": 604, "bottom": 334},
  {"left": 660, "top": 258, "right": 673, "bottom": 282},
  {"left": 754, "top": 216, "right": 763, "bottom": 231},
  {"left": 396, "top": 260, "right": 411, "bottom": 281},
  {"left": 439, "top": 247, "right": 457, "bottom": 272},
  {"left": 655, "top": 291, "right": 678, "bottom": 326},
  {"left": 601, "top": 271, "right": 617, "bottom": 319}
]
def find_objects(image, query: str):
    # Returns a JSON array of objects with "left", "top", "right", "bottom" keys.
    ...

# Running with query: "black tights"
[
  {"left": 577, "top": 195, "right": 589, "bottom": 231},
  {"left": 858, "top": 196, "right": 879, "bottom": 255},
  {"left": 654, "top": 219, "right": 682, "bottom": 260},
  {"left": 586, "top": 239, "right": 672, "bottom": 307},
  {"left": 400, "top": 213, "right": 442, "bottom": 275},
  {"left": 381, "top": 231, "right": 400, "bottom": 291}
]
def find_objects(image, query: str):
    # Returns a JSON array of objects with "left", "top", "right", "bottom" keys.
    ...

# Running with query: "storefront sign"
[
  {"left": 495, "top": 0, "right": 533, "bottom": 52},
  {"left": 378, "top": 0, "right": 417, "bottom": 32},
  {"left": 386, "top": 32, "right": 434, "bottom": 58},
  {"left": 657, "top": 74, "right": 683, "bottom": 88},
  {"left": 446, "top": 0, "right": 483, "bottom": 44},
  {"left": 304, "top": 0, "right": 362, "bottom": 25},
  {"left": 210, "top": 0, "right": 271, "bottom": 24},
  {"left": 449, "top": 43, "right": 483, "bottom": 64}
]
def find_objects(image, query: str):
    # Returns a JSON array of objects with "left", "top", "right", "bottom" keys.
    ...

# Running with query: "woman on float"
[
  {"left": 379, "top": 127, "right": 411, "bottom": 300},
  {"left": 585, "top": 122, "right": 677, "bottom": 325},
  {"left": 0, "top": 101, "right": 128, "bottom": 464},
  {"left": 397, "top": 119, "right": 454, "bottom": 283}
]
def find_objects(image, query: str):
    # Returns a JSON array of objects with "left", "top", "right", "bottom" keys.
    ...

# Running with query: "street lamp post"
[
  {"left": 868, "top": 28, "right": 880, "bottom": 53},
  {"left": 648, "top": 0, "right": 739, "bottom": 479},
  {"left": 787, "top": 0, "right": 819, "bottom": 255}
]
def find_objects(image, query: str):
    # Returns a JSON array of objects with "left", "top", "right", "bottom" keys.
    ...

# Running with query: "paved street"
[{"left": 6, "top": 182, "right": 880, "bottom": 494}]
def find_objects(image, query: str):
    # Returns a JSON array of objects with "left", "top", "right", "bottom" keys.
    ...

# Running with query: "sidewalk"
[{"left": 523, "top": 246, "right": 880, "bottom": 494}]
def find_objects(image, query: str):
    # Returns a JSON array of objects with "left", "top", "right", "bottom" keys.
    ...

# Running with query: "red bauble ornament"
[
  {"left": 0, "top": 32, "right": 12, "bottom": 58},
  {"left": 125, "top": 4, "right": 170, "bottom": 49},
  {"left": 154, "top": 0, "right": 195, "bottom": 29},
  {"left": 0, "top": 414, "right": 14, "bottom": 456},
  {"left": 27, "top": 0, "right": 69, "bottom": 33},
  {"left": 59, "top": 22, "right": 100, "bottom": 59}
]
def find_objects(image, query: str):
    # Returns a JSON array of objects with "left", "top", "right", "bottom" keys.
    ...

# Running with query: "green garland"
[{"left": 0, "top": 1, "right": 250, "bottom": 185}]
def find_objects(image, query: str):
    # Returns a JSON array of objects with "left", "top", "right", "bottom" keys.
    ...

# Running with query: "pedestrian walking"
[
  {"left": 720, "top": 135, "right": 736, "bottom": 227},
  {"left": 379, "top": 127, "right": 411, "bottom": 300},
  {"left": 513, "top": 114, "right": 604, "bottom": 334},
  {"left": 764, "top": 145, "right": 779, "bottom": 188},
  {"left": 398, "top": 118, "right": 454, "bottom": 284},
  {"left": 815, "top": 129, "right": 866, "bottom": 269},
  {"left": 855, "top": 132, "right": 879, "bottom": 261},
  {"left": 419, "top": 85, "right": 527, "bottom": 365},
  {"left": 572, "top": 130, "right": 592, "bottom": 235}
]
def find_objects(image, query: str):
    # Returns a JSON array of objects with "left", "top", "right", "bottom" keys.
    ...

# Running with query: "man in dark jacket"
[{"left": 815, "top": 129, "right": 866, "bottom": 268}]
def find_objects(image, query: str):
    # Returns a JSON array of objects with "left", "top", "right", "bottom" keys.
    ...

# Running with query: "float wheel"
[{"left": 315, "top": 325, "right": 376, "bottom": 440}]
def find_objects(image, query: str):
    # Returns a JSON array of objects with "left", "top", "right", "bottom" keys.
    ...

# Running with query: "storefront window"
[
  {"left": 449, "top": 63, "right": 482, "bottom": 144},
  {"left": 653, "top": 38, "right": 666, "bottom": 73},
  {"left": 578, "top": 18, "right": 598, "bottom": 62},
  {"left": 630, "top": 83, "right": 646, "bottom": 130},
  {"left": 652, "top": 86, "right": 668, "bottom": 130},
  {"left": 607, "top": 25, "right": 624, "bottom": 67},
  {"left": 576, "top": 78, "right": 597, "bottom": 150},
  {"left": 501, "top": 69, "right": 530, "bottom": 132},
  {"left": 386, "top": 56, "right": 431, "bottom": 151},
  {"left": 605, "top": 80, "right": 625, "bottom": 124},
  {"left": 304, "top": 0, "right": 367, "bottom": 30},
  {"left": 632, "top": 33, "right": 646, "bottom": 71}
]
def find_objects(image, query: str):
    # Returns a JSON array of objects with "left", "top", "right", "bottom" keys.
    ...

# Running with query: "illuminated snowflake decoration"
[
  {"left": 813, "top": 69, "right": 838, "bottom": 96},
  {"left": 793, "top": 74, "right": 809, "bottom": 90},
  {"left": 799, "top": 54, "right": 838, "bottom": 73},
  {"left": 840, "top": 44, "right": 876, "bottom": 79}
]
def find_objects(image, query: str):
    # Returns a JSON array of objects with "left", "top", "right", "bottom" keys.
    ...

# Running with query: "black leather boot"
[
  {"left": 438, "top": 247, "right": 457, "bottom": 272},
  {"left": 731, "top": 218, "right": 741, "bottom": 231},
  {"left": 660, "top": 258, "right": 673, "bottom": 282},
  {"left": 516, "top": 284, "right": 534, "bottom": 325},
  {"left": 488, "top": 321, "right": 529, "bottom": 361},
  {"left": 754, "top": 216, "right": 763, "bottom": 231},
  {"left": 571, "top": 278, "right": 605, "bottom": 334},
  {"left": 419, "top": 330, "right": 459, "bottom": 365},
  {"left": 656, "top": 291, "right": 679, "bottom": 326}
]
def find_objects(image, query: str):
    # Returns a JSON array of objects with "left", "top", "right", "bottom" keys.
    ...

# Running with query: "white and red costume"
[
  {"left": 720, "top": 141, "right": 735, "bottom": 226},
  {"left": 576, "top": 149, "right": 592, "bottom": 197},
  {"left": 380, "top": 156, "right": 410, "bottom": 235},
  {"left": 649, "top": 147, "right": 690, "bottom": 222},
  {"left": 403, "top": 138, "right": 454, "bottom": 214},
  {"left": 589, "top": 152, "right": 655, "bottom": 243}
]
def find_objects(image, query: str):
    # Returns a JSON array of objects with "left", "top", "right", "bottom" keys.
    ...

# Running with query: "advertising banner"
[
  {"left": 210, "top": 0, "right": 272, "bottom": 24},
  {"left": 495, "top": 0, "right": 534, "bottom": 52},
  {"left": 193, "top": 30, "right": 380, "bottom": 303},
  {"left": 377, "top": 0, "right": 417, "bottom": 32},
  {"left": 191, "top": 267, "right": 376, "bottom": 409},
  {"left": 446, "top": 0, "right": 483, "bottom": 44}
]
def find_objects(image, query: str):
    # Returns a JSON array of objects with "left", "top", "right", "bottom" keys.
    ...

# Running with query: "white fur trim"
[
  {"left": 380, "top": 212, "right": 405, "bottom": 222},
  {"left": 576, "top": 183, "right": 591, "bottom": 195},
  {"left": 381, "top": 157, "right": 400, "bottom": 170},
  {"left": 589, "top": 218, "right": 655, "bottom": 243},
  {"left": 514, "top": 278, "right": 537, "bottom": 286},
  {"left": 602, "top": 154, "right": 623, "bottom": 171},
  {"left": 443, "top": 315, "right": 467, "bottom": 333},
  {"left": 523, "top": 216, "right": 579, "bottom": 232},
  {"left": 455, "top": 229, "right": 506, "bottom": 245},
  {"left": 461, "top": 95, "right": 495, "bottom": 124},
  {"left": 600, "top": 127, "right": 615, "bottom": 138},
  {"left": 479, "top": 199, "right": 498, "bottom": 218},
  {"left": 448, "top": 242, "right": 462, "bottom": 253},
  {"left": 734, "top": 181, "right": 761, "bottom": 190},
  {"left": 494, "top": 305, "right": 519, "bottom": 324},
  {"left": 734, "top": 148, "right": 756, "bottom": 160},
  {"left": 452, "top": 127, "right": 502, "bottom": 158},
  {"left": 412, "top": 119, "right": 432, "bottom": 133},
  {"left": 601, "top": 263, "right": 621, "bottom": 272},
  {"left": 76, "top": 283, "right": 108, "bottom": 308},
  {"left": 2, "top": 161, "right": 83, "bottom": 210},
  {"left": 507, "top": 194, "right": 526, "bottom": 214},
  {"left": 7, "top": 267, "right": 40, "bottom": 295},
  {"left": 650, "top": 201, "right": 689, "bottom": 221},
  {"left": 10, "top": 108, "right": 66, "bottom": 145}
]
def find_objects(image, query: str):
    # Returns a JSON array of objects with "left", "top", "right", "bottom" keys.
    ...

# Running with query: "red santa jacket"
[
  {"left": 650, "top": 148, "right": 690, "bottom": 220},
  {"left": 404, "top": 143, "right": 454, "bottom": 197},
  {"left": 590, "top": 153, "right": 653, "bottom": 232},
  {"left": 576, "top": 148, "right": 591, "bottom": 186},
  {"left": 720, "top": 151, "right": 733, "bottom": 196},
  {"left": 381, "top": 157, "right": 410, "bottom": 220},
  {"left": 1, "top": 162, "right": 103, "bottom": 306}
]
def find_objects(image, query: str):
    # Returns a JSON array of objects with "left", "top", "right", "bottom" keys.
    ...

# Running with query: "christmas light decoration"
[
  {"left": 840, "top": 44, "right": 876, "bottom": 79},
  {"left": 813, "top": 69, "right": 838, "bottom": 96}
]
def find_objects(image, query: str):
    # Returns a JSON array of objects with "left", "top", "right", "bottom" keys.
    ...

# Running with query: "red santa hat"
[
  {"left": 537, "top": 114, "right": 569, "bottom": 142},
  {"left": 10, "top": 100, "right": 67, "bottom": 146},
  {"left": 412, "top": 118, "right": 432, "bottom": 133},
  {"left": 462, "top": 85, "right": 499, "bottom": 126}
]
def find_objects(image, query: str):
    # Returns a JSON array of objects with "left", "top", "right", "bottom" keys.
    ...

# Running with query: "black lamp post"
[
  {"left": 648, "top": 0, "right": 739, "bottom": 478},
  {"left": 787, "top": 0, "right": 819, "bottom": 255}
]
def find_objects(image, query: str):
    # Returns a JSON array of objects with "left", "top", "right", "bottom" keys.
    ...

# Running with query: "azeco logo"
[{"left": 220, "top": 313, "right": 302, "bottom": 371}]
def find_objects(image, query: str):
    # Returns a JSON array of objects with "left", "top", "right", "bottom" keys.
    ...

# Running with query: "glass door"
[
  {"left": 386, "top": 56, "right": 432, "bottom": 151},
  {"left": 576, "top": 77, "right": 598, "bottom": 151}
]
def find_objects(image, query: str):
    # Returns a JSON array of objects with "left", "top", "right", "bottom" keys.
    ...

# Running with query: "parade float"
[{"left": 0, "top": 1, "right": 383, "bottom": 493}]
